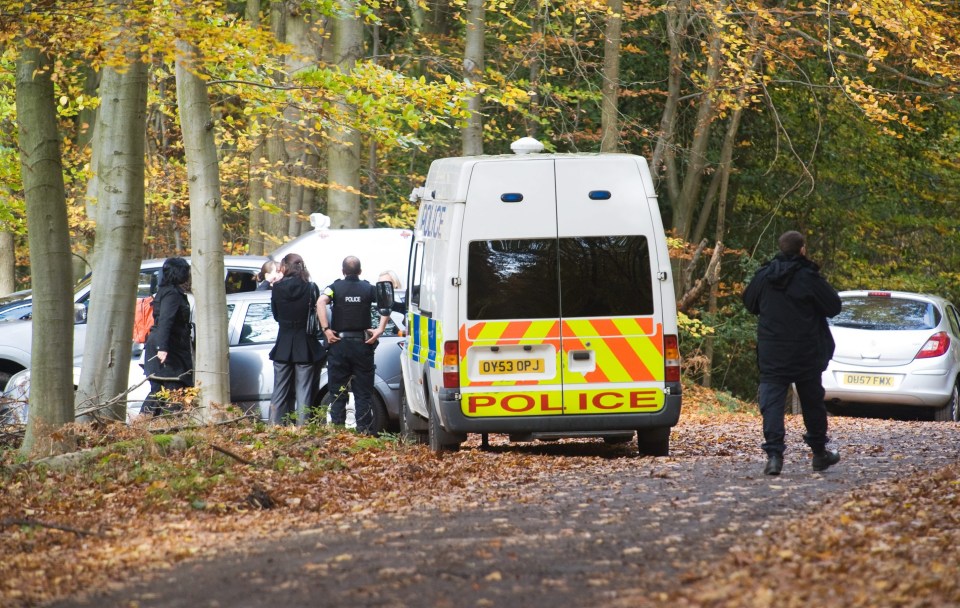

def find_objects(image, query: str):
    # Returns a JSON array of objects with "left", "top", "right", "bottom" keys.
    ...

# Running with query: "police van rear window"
[{"left": 467, "top": 236, "right": 654, "bottom": 320}]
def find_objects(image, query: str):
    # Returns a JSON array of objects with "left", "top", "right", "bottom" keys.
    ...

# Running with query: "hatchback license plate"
[
  {"left": 841, "top": 373, "right": 895, "bottom": 387},
  {"left": 479, "top": 359, "right": 544, "bottom": 375}
]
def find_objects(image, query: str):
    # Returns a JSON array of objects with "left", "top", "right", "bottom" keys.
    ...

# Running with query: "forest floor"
[{"left": 2, "top": 385, "right": 959, "bottom": 607}]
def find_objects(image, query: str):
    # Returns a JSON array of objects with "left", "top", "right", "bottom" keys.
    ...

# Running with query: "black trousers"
[
  {"left": 270, "top": 362, "right": 318, "bottom": 425},
  {"left": 758, "top": 376, "right": 829, "bottom": 456},
  {"left": 326, "top": 338, "right": 376, "bottom": 434}
]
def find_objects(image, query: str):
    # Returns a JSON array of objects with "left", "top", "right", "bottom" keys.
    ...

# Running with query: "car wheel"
[
  {"left": 428, "top": 401, "right": 461, "bottom": 453},
  {"left": 637, "top": 427, "right": 670, "bottom": 457},
  {"left": 399, "top": 390, "right": 427, "bottom": 444},
  {"left": 935, "top": 382, "right": 960, "bottom": 422},
  {"left": 369, "top": 394, "right": 389, "bottom": 435}
]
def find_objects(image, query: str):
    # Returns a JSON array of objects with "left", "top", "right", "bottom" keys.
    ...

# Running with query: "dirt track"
[{"left": 52, "top": 414, "right": 960, "bottom": 608}]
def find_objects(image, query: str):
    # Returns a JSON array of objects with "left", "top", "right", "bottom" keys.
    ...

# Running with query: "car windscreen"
[
  {"left": 830, "top": 296, "right": 940, "bottom": 330},
  {"left": 466, "top": 235, "right": 654, "bottom": 320}
]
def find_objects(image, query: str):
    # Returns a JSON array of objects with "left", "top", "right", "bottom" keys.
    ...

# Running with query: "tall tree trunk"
[
  {"left": 16, "top": 45, "right": 75, "bottom": 457},
  {"left": 175, "top": 40, "right": 230, "bottom": 417},
  {"left": 0, "top": 231, "right": 14, "bottom": 295},
  {"left": 261, "top": 2, "right": 293, "bottom": 247},
  {"left": 461, "top": 0, "right": 485, "bottom": 156},
  {"left": 600, "top": 0, "right": 623, "bottom": 153},
  {"left": 526, "top": 2, "right": 543, "bottom": 139},
  {"left": 326, "top": 0, "right": 363, "bottom": 228},
  {"left": 75, "top": 15, "right": 148, "bottom": 420},
  {"left": 246, "top": 0, "right": 266, "bottom": 255},
  {"left": 651, "top": 0, "right": 685, "bottom": 201}
]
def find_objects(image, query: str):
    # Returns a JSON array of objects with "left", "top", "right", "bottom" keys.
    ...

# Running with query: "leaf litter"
[{"left": 1, "top": 385, "right": 958, "bottom": 607}]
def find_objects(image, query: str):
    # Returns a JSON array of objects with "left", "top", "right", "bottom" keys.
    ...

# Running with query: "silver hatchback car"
[{"left": 822, "top": 290, "right": 960, "bottom": 421}]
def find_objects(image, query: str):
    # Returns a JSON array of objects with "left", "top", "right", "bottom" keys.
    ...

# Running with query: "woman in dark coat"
[
  {"left": 269, "top": 252, "right": 324, "bottom": 425},
  {"left": 141, "top": 257, "right": 193, "bottom": 416}
]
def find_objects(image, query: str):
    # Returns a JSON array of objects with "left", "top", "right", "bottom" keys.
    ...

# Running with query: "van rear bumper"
[{"left": 436, "top": 388, "right": 682, "bottom": 434}]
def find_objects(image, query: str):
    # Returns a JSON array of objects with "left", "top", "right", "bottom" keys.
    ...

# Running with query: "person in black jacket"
[
  {"left": 269, "top": 252, "right": 324, "bottom": 425},
  {"left": 141, "top": 257, "right": 193, "bottom": 416},
  {"left": 742, "top": 231, "right": 843, "bottom": 475},
  {"left": 319, "top": 256, "right": 389, "bottom": 434}
]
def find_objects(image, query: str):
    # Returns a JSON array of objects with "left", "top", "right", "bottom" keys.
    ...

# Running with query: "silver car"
[
  {"left": 2, "top": 290, "right": 404, "bottom": 431},
  {"left": 822, "top": 290, "right": 960, "bottom": 421},
  {"left": 0, "top": 256, "right": 268, "bottom": 388}
]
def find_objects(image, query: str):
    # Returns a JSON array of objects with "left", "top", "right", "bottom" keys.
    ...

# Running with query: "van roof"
[
  {"left": 269, "top": 228, "right": 414, "bottom": 289},
  {"left": 420, "top": 152, "right": 655, "bottom": 204}
]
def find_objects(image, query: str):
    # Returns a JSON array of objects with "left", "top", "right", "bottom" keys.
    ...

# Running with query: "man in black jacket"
[{"left": 742, "top": 231, "right": 843, "bottom": 475}]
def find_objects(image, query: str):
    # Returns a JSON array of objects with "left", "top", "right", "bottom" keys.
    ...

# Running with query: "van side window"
[
  {"left": 410, "top": 242, "right": 425, "bottom": 308},
  {"left": 467, "top": 235, "right": 654, "bottom": 320}
]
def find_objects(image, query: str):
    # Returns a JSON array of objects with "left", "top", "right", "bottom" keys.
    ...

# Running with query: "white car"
[
  {"left": 822, "top": 290, "right": 960, "bottom": 421},
  {"left": 0, "top": 256, "right": 268, "bottom": 389},
  {"left": 1, "top": 290, "right": 404, "bottom": 428}
]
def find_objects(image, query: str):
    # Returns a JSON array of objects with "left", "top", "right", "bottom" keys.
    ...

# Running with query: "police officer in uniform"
[{"left": 318, "top": 256, "right": 389, "bottom": 434}]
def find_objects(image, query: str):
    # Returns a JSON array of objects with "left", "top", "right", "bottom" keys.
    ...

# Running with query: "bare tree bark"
[
  {"left": 326, "top": 0, "right": 363, "bottom": 228},
  {"left": 461, "top": 0, "right": 485, "bottom": 156},
  {"left": 75, "top": 12, "right": 148, "bottom": 420},
  {"left": 15, "top": 44, "right": 75, "bottom": 457},
  {"left": 245, "top": 0, "right": 266, "bottom": 255},
  {"left": 0, "top": 231, "right": 14, "bottom": 295},
  {"left": 175, "top": 40, "right": 230, "bottom": 417},
  {"left": 600, "top": 0, "right": 623, "bottom": 153}
]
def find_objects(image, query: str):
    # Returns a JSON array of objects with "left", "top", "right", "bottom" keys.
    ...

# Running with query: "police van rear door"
[
  {"left": 459, "top": 158, "right": 565, "bottom": 419},
  {"left": 553, "top": 156, "right": 667, "bottom": 417}
]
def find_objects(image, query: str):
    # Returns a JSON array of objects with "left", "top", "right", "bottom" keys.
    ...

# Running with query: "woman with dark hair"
[
  {"left": 269, "top": 252, "right": 324, "bottom": 424},
  {"left": 141, "top": 257, "right": 193, "bottom": 416}
]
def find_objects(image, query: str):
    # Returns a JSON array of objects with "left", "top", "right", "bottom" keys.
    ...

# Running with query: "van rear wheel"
[
  {"left": 637, "top": 427, "right": 670, "bottom": 457},
  {"left": 428, "top": 402, "right": 462, "bottom": 453}
]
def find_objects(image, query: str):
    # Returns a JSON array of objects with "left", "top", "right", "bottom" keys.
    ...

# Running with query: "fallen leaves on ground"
[{"left": 1, "top": 388, "right": 958, "bottom": 607}]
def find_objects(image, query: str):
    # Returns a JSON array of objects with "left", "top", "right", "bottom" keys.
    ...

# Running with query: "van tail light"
[
  {"left": 916, "top": 331, "right": 950, "bottom": 359},
  {"left": 442, "top": 340, "right": 460, "bottom": 388},
  {"left": 664, "top": 335, "right": 681, "bottom": 382}
]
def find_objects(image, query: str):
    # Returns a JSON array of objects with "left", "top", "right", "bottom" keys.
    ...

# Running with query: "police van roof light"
[{"left": 510, "top": 137, "right": 544, "bottom": 155}]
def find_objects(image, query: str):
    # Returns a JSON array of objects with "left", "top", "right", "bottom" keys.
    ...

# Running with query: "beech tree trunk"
[
  {"left": 16, "top": 45, "right": 76, "bottom": 457},
  {"left": 175, "top": 40, "right": 230, "bottom": 416},
  {"left": 461, "top": 0, "right": 485, "bottom": 156},
  {"left": 326, "top": 0, "right": 363, "bottom": 229},
  {"left": 75, "top": 26, "right": 148, "bottom": 421},
  {"left": 0, "top": 231, "right": 14, "bottom": 294},
  {"left": 600, "top": 0, "right": 623, "bottom": 153}
]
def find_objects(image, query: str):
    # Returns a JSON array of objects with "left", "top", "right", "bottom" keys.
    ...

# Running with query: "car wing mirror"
[
  {"left": 376, "top": 281, "right": 395, "bottom": 317},
  {"left": 74, "top": 303, "right": 87, "bottom": 324}
]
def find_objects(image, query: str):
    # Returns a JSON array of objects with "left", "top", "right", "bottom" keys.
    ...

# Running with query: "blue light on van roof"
[
  {"left": 500, "top": 193, "right": 524, "bottom": 203},
  {"left": 589, "top": 190, "right": 612, "bottom": 200}
]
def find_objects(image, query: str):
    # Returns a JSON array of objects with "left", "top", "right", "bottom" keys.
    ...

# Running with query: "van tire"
[
  {"left": 370, "top": 394, "right": 389, "bottom": 435},
  {"left": 428, "top": 402, "right": 462, "bottom": 453},
  {"left": 400, "top": 391, "right": 428, "bottom": 444},
  {"left": 637, "top": 427, "right": 670, "bottom": 457}
]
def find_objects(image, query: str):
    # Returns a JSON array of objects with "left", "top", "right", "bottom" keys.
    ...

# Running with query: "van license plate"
[
  {"left": 841, "top": 373, "right": 894, "bottom": 387},
  {"left": 479, "top": 359, "right": 544, "bottom": 375}
]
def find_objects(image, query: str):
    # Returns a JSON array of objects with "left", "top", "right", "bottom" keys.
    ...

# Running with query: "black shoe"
[
  {"left": 763, "top": 453, "right": 783, "bottom": 476},
  {"left": 812, "top": 449, "right": 840, "bottom": 471}
]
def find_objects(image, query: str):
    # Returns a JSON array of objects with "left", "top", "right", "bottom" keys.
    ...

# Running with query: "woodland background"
[{"left": 2, "top": 1, "right": 960, "bottom": 455}]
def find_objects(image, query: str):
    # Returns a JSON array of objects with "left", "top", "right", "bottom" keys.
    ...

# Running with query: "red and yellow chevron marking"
[
  {"left": 460, "top": 318, "right": 664, "bottom": 387},
  {"left": 460, "top": 321, "right": 562, "bottom": 388},
  {"left": 562, "top": 319, "right": 664, "bottom": 384},
  {"left": 461, "top": 388, "right": 665, "bottom": 417}
]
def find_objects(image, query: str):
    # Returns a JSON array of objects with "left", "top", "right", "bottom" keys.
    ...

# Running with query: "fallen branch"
[
  {"left": 678, "top": 242, "right": 724, "bottom": 313},
  {"left": 0, "top": 517, "right": 102, "bottom": 537},
  {"left": 210, "top": 443, "right": 254, "bottom": 466}
]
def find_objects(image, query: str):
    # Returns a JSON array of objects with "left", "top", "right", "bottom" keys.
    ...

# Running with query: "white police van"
[{"left": 399, "top": 138, "right": 681, "bottom": 455}]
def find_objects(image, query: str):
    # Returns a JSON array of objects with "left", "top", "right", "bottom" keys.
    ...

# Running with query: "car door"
[{"left": 226, "top": 298, "right": 277, "bottom": 418}]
